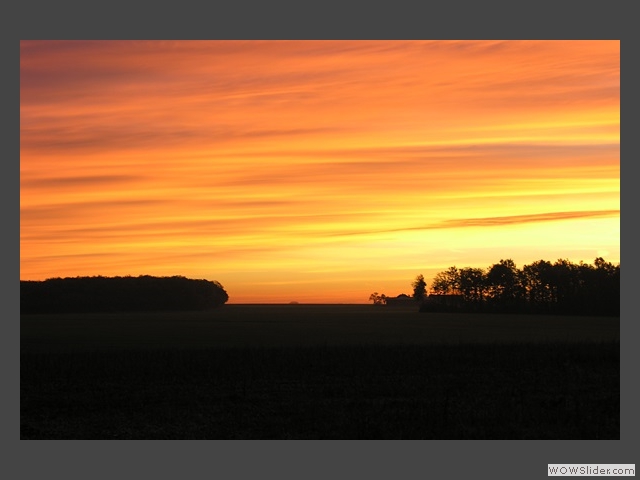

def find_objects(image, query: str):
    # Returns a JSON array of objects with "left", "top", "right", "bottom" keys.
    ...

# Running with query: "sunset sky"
[{"left": 20, "top": 40, "right": 620, "bottom": 303}]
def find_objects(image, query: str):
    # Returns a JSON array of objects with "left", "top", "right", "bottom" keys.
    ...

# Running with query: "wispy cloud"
[
  {"left": 442, "top": 210, "right": 620, "bottom": 227},
  {"left": 328, "top": 210, "right": 620, "bottom": 237},
  {"left": 21, "top": 174, "right": 144, "bottom": 189}
]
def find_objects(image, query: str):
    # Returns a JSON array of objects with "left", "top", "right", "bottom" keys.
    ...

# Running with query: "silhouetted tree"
[
  {"left": 458, "top": 267, "right": 486, "bottom": 307},
  {"left": 522, "top": 260, "right": 554, "bottom": 313},
  {"left": 20, "top": 275, "right": 229, "bottom": 314},
  {"left": 485, "top": 259, "right": 525, "bottom": 311},
  {"left": 430, "top": 266, "right": 460, "bottom": 295},
  {"left": 422, "top": 257, "right": 619, "bottom": 316},
  {"left": 369, "top": 292, "right": 387, "bottom": 306},
  {"left": 411, "top": 274, "right": 427, "bottom": 302}
]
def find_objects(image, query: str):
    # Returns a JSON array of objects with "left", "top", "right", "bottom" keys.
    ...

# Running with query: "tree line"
[
  {"left": 20, "top": 275, "right": 229, "bottom": 314},
  {"left": 372, "top": 257, "right": 620, "bottom": 316}
]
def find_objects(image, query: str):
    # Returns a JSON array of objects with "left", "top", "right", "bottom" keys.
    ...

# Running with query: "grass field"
[
  {"left": 20, "top": 305, "right": 620, "bottom": 439},
  {"left": 21, "top": 304, "right": 620, "bottom": 352}
]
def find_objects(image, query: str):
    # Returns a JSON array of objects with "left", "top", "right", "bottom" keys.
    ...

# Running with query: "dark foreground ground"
[{"left": 21, "top": 305, "right": 620, "bottom": 439}]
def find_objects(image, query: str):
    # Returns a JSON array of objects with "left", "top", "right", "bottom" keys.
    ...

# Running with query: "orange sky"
[{"left": 20, "top": 40, "right": 620, "bottom": 303}]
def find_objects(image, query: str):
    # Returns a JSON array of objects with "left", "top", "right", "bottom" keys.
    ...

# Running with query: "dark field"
[{"left": 21, "top": 305, "right": 620, "bottom": 439}]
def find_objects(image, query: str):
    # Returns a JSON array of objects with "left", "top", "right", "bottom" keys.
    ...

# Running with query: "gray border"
[{"left": 9, "top": 1, "right": 633, "bottom": 479}]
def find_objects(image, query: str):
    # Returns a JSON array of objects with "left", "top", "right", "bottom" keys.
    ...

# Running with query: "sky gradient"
[{"left": 20, "top": 40, "right": 620, "bottom": 303}]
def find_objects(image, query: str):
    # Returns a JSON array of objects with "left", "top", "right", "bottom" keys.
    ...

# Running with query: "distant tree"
[
  {"left": 369, "top": 292, "right": 387, "bottom": 306},
  {"left": 430, "top": 266, "right": 460, "bottom": 295},
  {"left": 411, "top": 274, "right": 427, "bottom": 302},
  {"left": 458, "top": 267, "right": 486, "bottom": 304},
  {"left": 422, "top": 256, "right": 619, "bottom": 316},
  {"left": 486, "top": 259, "right": 524, "bottom": 310},
  {"left": 20, "top": 275, "right": 228, "bottom": 314},
  {"left": 430, "top": 273, "right": 449, "bottom": 295}
]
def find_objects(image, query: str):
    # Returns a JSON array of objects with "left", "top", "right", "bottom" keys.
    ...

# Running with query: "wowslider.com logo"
[{"left": 548, "top": 465, "right": 635, "bottom": 476}]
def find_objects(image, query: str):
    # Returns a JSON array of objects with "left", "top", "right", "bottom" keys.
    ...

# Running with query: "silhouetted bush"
[{"left": 20, "top": 275, "right": 229, "bottom": 314}]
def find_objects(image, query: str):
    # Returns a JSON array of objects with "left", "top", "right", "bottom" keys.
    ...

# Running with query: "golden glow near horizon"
[{"left": 20, "top": 40, "right": 620, "bottom": 303}]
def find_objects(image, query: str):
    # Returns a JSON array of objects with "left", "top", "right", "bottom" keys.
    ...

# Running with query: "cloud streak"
[
  {"left": 328, "top": 210, "right": 620, "bottom": 237},
  {"left": 21, "top": 174, "right": 145, "bottom": 189}
]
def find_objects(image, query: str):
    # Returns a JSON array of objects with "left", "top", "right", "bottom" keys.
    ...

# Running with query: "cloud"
[
  {"left": 20, "top": 40, "right": 619, "bottom": 163},
  {"left": 329, "top": 210, "right": 620, "bottom": 237},
  {"left": 20, "top": 199, "right": 169, "bottom": 223},
  {"left": 20, "top": 174, "right": 144, "bottom": 189},
  {"left": 20, "top": 121, "right": 349, "bottom": 154},
  {"left": 441, "top": 210, "right": 619, "bottom": 227}
]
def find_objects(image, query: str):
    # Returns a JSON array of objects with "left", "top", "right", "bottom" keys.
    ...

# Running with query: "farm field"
[
  {"left": 20, "top": 305, "right": 620, "bottom": 439},
  {"left": 21, "top": 304, "right": 620, "bottom": 352}
]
